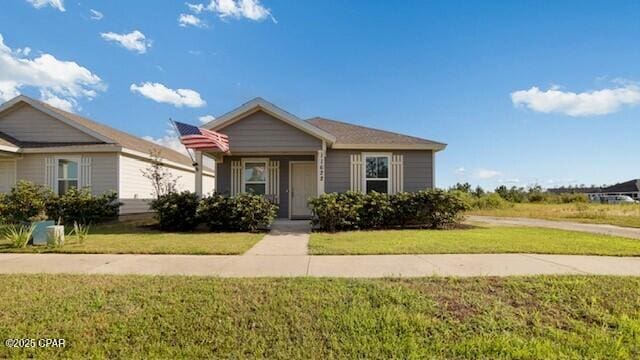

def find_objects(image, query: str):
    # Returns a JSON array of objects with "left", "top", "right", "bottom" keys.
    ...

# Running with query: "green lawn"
[
  {"left": 1, "top": 275, "right": 639, "bottom": 358},
  {"left": 0, "top": 222, "right": 263, "bottom": 255},
  {"left": 468, "top": 203, "right": 640, "bottom": 228},
  {"left": 310, "top": 226, "right": 640, "bottom": 255}
]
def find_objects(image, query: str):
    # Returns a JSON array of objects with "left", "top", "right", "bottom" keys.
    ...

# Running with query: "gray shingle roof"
[
  {"left": 306, "top": 117, "right": 446, "bottom": 148},
  {"left": 603, "top": 179, "right": 640, "bottom": 193}
]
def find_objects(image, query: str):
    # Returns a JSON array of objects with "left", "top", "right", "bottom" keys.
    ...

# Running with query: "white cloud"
[
  {"left": 179, "top": 13, "right": 206, "bottom": 27},
  {"left": 199, "top": 115, "right": 216, "bottom": 123},
  {"left": 40, "top": 90, "right": 76, "bottom": 112},
  {"left": 186, "top": 2, "right": 205, "bottom": 13},
  {"left": 474, "top": 168, "right": 501, "bottom": 180},
  {"left": 100, "top": 30, "right": 151, "bottom": 54},
  {"left": 26, "top": 0, "right": 65, "bottom": 11},
  {"left": 130, "top": 82, "right": 206, "bottom": 108},
  {"left": 0, "top": 34, "right": 104, "bottom": 110},
  {"left": 511, "top": 83, "right": 640, "bottom": 117},
  {"left": 186, "top": 0, "right": 276, "bottom": 22},
  {"left": 454, "top": 167, "right": 465, "bottom": 174},
  {"left": 143, "top": 126, "right": 192, "bottom": 157},
  {"left": 89, "top": 9, "right": 104, "bottom": 20}
]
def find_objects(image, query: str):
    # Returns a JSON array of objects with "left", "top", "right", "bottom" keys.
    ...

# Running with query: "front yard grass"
[
  {"left": 0, "top": 221, "right": 263, "bottom": 255},
  {"left": 1, "top": 275, "right": 639, "bottom": 358},
  {"left": 468, "top": 203, "right": 640, "bottom": 228},
  {"left": 309, "top": 226, "right": 640, "bottom": 255}
]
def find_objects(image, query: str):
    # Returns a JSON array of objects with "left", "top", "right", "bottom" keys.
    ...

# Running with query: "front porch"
[{"left": 204, "top": 151, "right": 325, "bottom": 219}]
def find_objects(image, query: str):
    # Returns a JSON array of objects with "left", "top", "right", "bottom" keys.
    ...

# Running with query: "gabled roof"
[
  {"left": 307, "top": 117, "right": 447, "bottom": 151},
  {"left": 0, "top": 131, "right": 20, "bottom": 153},
  {"left": 203, "top": 97, "right": 337, "bottom": 144},
  {"left": 205, "top": 97, "right": 447, "bottom": 151},
  {"left": 602, "top": 179, "right": 640, "bottom": 193},
  {"left": 0, "top": 95, "right": 195, "bottom": 167}
]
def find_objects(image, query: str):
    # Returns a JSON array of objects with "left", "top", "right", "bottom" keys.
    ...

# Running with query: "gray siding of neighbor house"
[
  {"left": 0, "top": 104, "right": 100, "bottom": 143},
  {"left": 325, "top": 149, "right": 434, "bottom": 193},
  {"left": 218, "top": 110, "right": 322, "bottom": 153},
  {"left": 217, "top": 155, "right": 315, "bottom": 218},
  {"left": 15, "top": 153, "right": 119, "bottom": 196}
]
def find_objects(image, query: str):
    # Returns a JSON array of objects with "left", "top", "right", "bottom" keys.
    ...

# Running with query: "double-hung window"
[
  {"left": 364, "top": 154, "right": 390, "bottom": 193},
  {"left": 57, "top": 158, "right": 79, "bottom": 195},
  {"left": 243, "top": 160, "right": 267, "bottom": 195}
]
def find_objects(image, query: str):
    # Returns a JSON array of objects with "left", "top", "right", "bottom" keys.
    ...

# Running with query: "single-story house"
[
  {"left": 0, "top": 95, "right": 215, "bottom": 215},
  {"left": 198, "top": 98, "right": 446, "bottom": 219},
  {"left": 547, "top": 179, "right": 640, "bottom": 201}
]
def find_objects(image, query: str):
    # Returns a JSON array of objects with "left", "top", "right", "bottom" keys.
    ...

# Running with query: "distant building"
[{"left": 548, "top": 179, "right": 640, "bottom": 201}]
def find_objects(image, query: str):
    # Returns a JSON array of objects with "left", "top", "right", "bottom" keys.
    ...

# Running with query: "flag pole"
[{"left": 170, "top": 118, "right": 197, "bottom": 167}]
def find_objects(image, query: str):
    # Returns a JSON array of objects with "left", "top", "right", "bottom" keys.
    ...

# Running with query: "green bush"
[
  {"left": 3, "top": 181, "right": 53, "bottom": 223},
  {"left": 233, "top": 193, "right": 278, "bottom": 232},
  {"left": 150, "top": 191, "right": 200, "bottom": 231},
  {"left": 473, "top": 193, "right": 510, "bottom": 209},
  {"left": 309, "top": 192, "right": 363, "bottom": 232},
  {"left": 198, "top": 193, "right": 277, "bottom": 232},
  {"left": 0, "top": 193, "right": 7, "bottom": 223},
  {"left": 413, "top": 189, "right": 469, "bottom": 229},
  {"left": 310, "top": 189, "right": 468, "bottom": 232},
  {"left": 45, "top": 188, "right": 120, "bottom": 225}
]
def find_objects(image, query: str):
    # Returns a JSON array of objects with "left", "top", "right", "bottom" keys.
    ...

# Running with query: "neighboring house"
[
  {"left": 0, "top": 95, "right": 215, "bottom": 215},
  {"left": 548, "top": 179, "right": 640, "bottom": 201},
  {"left": 200, "top": 98, "right": 446, "bottom": 219}
]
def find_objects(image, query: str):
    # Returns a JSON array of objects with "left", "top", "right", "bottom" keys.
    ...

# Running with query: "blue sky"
[{"left": 2, "top": 0, "right": 639, "bottom": 189}]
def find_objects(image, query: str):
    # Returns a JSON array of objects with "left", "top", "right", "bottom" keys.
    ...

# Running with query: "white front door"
[
  {"left": 0, "top": 160, "right": 16, "bottom": 193},
  {"left": 290, "top": 162, "right": 317, "bottom": 219}
]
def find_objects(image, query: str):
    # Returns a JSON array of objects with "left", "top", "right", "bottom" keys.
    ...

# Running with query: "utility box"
[{"left": 32, "top": 220, "right": 55, "bottom": 245}]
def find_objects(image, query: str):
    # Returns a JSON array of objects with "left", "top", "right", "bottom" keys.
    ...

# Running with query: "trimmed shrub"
[
  {"left": 233, "top": 193, "right": 278, "bottom": 232},
  {"left": 4, "top": 181, "right": 52, "bottom": 223},
  {"left": 359, "top": 191, "right": 393, "bottom": 229},
  {"left": 309, "top": 192, "right": 363, "bottom": 232},
  {"left": 413, "top": 189, "right": 469, "bottom": 229},
  {"left": 150, "top": 191, "right": 200, "bottom": 231},
  {"left": 310, "top": 189, "right": 468, "bottom": 232},
  {"left": 45, "top": 188, "right": 120, "bottom": 225},
  {"left": 197, "top": 193, "right": 277, "bottom": 232}
]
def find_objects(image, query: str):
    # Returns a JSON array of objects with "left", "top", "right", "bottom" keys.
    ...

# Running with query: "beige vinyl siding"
[
  {"left": 219, "top": 110, "right": 322, "bottom": 153},
  {"left": 15, "top": 153, "right": 119, "bottom": 195},
  {"left": 203, "top": 173, "right": 215, "bottom": 195},
  {"left": 0, "top": 103, "right": 99, "bottom": 143},
  {"left": 118, "top": 154, "right": 196, "bottom": 199},
  {"left": 0, "top": 160, "right": 17, "bottom": 193},
  {"left": 324, "top": 149, "right": 433, "bottom": 193}
]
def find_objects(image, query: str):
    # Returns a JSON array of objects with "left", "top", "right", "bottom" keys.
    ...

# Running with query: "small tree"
[{"left": 141, "top": 149, "right": 180, "bottom": 199}]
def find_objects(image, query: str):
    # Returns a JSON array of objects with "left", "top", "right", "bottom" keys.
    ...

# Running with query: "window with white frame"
[
  {"left": 364, "top": 154, "right": 390, "bottom": 193},
  {"left": 243, "top": 160, "right": 267, "bottom": 195},
  {"left": 57, "top": 158, "right": 79, "bottom": 195}
]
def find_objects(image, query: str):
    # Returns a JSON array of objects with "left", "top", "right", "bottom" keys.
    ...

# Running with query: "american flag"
[{"left": 173, "top": 120, "right": 230, "bottom": 153}]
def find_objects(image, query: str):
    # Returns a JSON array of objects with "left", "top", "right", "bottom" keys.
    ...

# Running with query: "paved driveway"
[{"left": 468, "top": 215, "right": 640, "bottom": 239}]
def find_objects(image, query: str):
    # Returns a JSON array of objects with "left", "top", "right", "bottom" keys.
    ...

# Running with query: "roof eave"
[{"left": 330, "top": 143, "right": 447, "bottom": 151}]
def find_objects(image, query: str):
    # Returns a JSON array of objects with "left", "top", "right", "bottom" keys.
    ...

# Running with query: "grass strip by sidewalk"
[
  {"left": 0, "top": 222, "right": 263, "bottom": 255},
  {"left": 309, "top": 226, "right": 640, "bottom": 255},
  {"left": 1, "top": 275, "right": 639, "bottom": 358}
]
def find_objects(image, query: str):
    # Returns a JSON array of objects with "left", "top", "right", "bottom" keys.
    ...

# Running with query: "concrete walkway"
[
  {"left": 244, "top": 220, "right": 310, "bottom": 256},
  {"left": 1, "top": 253, "right": 639, "bottom": 277},
  {"left": 468, "top": 215, "right": 640, "bottom": 240}
]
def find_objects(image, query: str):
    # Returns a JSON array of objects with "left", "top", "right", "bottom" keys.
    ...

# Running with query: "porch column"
[
  {"left": 195, "top": 150, "right": 203, "bottom": 197},
  {"left": 317, "top": 141, "right": 326, "bottom": 196}
]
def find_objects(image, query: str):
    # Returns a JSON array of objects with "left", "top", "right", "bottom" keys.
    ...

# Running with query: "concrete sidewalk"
[
  {"left": 1, "top": 253, "right": 639, "bottom": 277},
  {"left": 468, "top": 215, "right": 640, "bottom": 239},
  {"left": 244, "top": 220, "right": 310, "bottom": 256}
]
